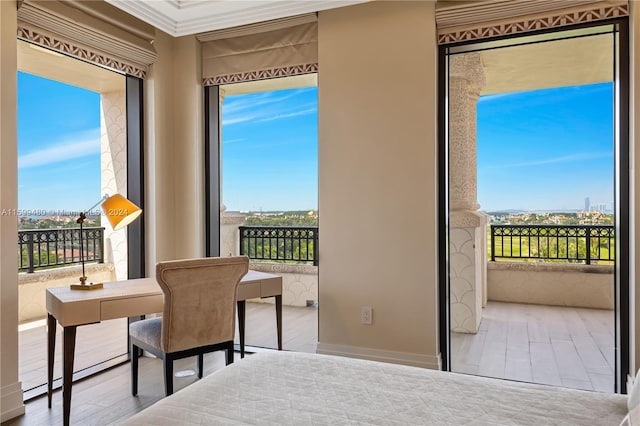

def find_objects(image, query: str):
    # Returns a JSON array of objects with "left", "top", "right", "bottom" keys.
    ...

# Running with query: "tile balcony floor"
[{"left": 451, "top": 301, "right": 615, "bottom": 393}]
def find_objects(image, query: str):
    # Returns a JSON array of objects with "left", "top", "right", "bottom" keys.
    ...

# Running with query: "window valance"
[
  {"left": 17, "top": 0, "right": 157, "bottom": 78},
  {"left": 198, "top": 14, "right": 318, "bottom": 86},
  {"left": 436, "top": 0, "right": 628, "bottom": 45}
]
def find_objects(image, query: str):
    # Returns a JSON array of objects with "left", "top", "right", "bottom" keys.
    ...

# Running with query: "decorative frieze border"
[
  {"left": 438, "top": 3, "right": 628, "bottom": 45},
  {"left": 17, "top": 26, "right": 146, "bottom": 79},
  {"left": 203, "top": 63, "right": 318, "bottom": 86}
]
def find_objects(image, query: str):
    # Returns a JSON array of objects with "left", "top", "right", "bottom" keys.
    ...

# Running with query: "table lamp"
[{"left": 70, "top": 194, "right": 142, "bottom": 290}]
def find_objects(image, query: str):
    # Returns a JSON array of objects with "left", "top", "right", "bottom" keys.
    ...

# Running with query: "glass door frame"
[{"left": 437, "top": 17, "right": 630, "bottom": 393}]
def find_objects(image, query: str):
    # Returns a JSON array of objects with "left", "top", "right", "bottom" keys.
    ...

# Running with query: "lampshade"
[{"left": 101, "top": 194, "right": 142, "bottom": 231}]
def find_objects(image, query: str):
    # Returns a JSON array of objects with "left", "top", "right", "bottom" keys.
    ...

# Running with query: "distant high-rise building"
[{"left": 584, "top": 197, "right": 590, "bottom": 211}]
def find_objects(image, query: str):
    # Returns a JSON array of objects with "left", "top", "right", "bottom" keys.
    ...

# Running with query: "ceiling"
[{"left": 105, "top": 0, "right": 368, "bottom": 37}]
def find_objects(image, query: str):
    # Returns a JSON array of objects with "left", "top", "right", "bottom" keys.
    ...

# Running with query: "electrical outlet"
[{"left": 361, "top": 306, "right": 372, "bottom": 325}]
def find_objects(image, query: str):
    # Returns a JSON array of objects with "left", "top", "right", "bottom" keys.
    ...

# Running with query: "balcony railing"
[
  {"left": 239, "top": 226, "right": 318, "bottom": 266},
  {"left": 18, "top": 227, "right": 105, "bottom": 273},
  {"left": 490, "top": 224, "right": 614, "bottom": 264}
]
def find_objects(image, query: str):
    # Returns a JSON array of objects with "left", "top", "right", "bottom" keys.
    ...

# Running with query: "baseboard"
[
  {"left": 316, "top": 342, "right": 441, "bottom": 370},
  {"left": 1, "top": 381, "right": 25, "bottom": 422}
]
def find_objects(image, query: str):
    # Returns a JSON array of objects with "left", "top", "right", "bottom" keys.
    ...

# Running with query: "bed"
[{"left": 121, "top": 351, "right": 629, "bottom": 425}]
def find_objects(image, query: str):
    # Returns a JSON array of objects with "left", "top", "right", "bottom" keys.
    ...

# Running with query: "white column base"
[
  {"left": 1, "top": 382, "right": 24, "bottom": 422},
  {"left": 449, "top": 211, "right": 488, "bottom": 334}
]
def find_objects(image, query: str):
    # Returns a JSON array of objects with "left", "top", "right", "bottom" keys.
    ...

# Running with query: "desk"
[{"left": 46, "top": 270, "right": 282, "bottom": 426}]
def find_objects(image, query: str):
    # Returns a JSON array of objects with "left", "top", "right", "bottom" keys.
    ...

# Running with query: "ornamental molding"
[
  {"left": 203, "top": 63, "right": 318, "bottom": 86},
  {"left": 17, "top": 26, "right": 146, "bottom": 79},
  {"left": 250, "top": 262, "right": 318, "bottom": 275},
  {"left": 438, "top": 3, "right": 628, "bottom": 45}
]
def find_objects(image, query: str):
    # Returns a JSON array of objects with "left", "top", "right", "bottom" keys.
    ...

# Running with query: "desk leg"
[
  {"left": 62, "top": 326, "right": 77, "bottom": 426},
  {"left": 237, "top": 300, "right": 245, "bottom": 358},
  {"left": 47, "top": 314, "right": 56, "bottom": 409},
  {"left": 275, "top": 295, "right": 282, "bottom": 351}
]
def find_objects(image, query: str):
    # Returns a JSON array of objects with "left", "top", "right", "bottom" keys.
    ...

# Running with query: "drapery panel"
[
  {"left": 436, "top": 0, "right": 628, "bottom": 44},
  {"left": 198, "top": 14, "right": 317, "bottom": 86},
  {"left": 17, "top": 0, "right": 156, "bottom": 78}
]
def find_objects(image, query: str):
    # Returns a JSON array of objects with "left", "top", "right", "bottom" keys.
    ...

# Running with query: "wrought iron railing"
[
  {"left": 490, "top": 224, "right": 614, "bottom": 264},
  {"left": 18, "top": 227, "right": 105, "bottom": 273},
  {"left": 239, "top": 226, "right": 318, "bottom": 266}
]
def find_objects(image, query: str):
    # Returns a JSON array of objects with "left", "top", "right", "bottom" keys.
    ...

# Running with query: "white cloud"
[
  {"left": 222, "top": 88, "right": 316, "bottom": 126},
  {"left": 222, "top": 138, "right": 247, "bottom": 145},
  {"left": 488, "top": 152, "right": 612, "bottom": 169},
  {"left": 255, "top": 107, "right": 317, "bottom": 123},
  {"left": 19, "top": 132, "right": 100, "bottom": 169}
]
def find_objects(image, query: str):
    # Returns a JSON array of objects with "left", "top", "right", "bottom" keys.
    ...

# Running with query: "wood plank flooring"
[
  {"left": 7, "top": 302, "right": 615, "bottom": 425},
  {"left": 16, "top": 302, "right": 318, "bottom": 395},
  {"left": 451, "top": 301, "right": 615, "bottom": 393}
]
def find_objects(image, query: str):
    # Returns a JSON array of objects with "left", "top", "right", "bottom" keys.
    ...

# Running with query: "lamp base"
[
  {"left": 70, "top": 277, "right": 103, "bottom": 291},
  {"left": 70, "top": 282, "right": 103, "bottom": 290}
]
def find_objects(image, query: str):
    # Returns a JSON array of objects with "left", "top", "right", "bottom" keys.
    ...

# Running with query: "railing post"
[
  {"left": 313, "top": 229, "right": 319, "bottom": 266},
  {"left": 98, "top": 228, "right": 105, "bottom": 264},
  {"left": 238, "top": 227, "right": 245, "bottom": 256},
  {"left": 27, "top": 233, "right": 35, "bottom": 273},
  {"left": 490, "top": 225, "right": 496, "bottom": 262},
  {"left": 585, "top": 226, "right": 591, "bottom": 265}
]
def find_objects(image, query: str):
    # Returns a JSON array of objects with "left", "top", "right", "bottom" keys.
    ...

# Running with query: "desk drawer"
[
  {"left": 101, "top": 295, "right": 164, "bottom": 320},
  {"left": 237, "top": 282, "right": 261, "bottom": 300}
]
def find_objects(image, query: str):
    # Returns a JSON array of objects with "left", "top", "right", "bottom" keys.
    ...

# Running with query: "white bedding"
[{"left": 121, "top": 351, "right": 627, "bottom": 425}]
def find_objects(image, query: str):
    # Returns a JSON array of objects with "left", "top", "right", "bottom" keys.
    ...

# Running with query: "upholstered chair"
[{"left": 129, "top": 256, "right": 249, "bottom": 396}]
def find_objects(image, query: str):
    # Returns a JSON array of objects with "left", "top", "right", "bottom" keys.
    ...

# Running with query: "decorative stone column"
[
  {"left": 220, "top": 205, "right": 246, "bottom": 257},
  {"left": 100, "top": 89, "right": 127, "bottom": 280},
  {"left": 449, "top": 53, "right": 489, "bottom": 333}
]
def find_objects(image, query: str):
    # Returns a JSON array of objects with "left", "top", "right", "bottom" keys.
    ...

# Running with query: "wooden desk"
[{"left": 46, "top": 270, "right": 282, "bottom": 426}]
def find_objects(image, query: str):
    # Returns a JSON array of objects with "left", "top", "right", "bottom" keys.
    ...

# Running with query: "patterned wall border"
[
  {"left": 17, "top": 26, "right": 146, "bottom": 79},
  {"left": 438, "top": 3, "right": 628, "bottom": 45},
  {"left": 203, "top": 63, "right": 318, "bottom": 86}
]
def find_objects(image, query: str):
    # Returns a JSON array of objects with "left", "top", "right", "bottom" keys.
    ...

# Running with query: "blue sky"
[
  {"left": 477, "top": 82, "right": 613, "bottom": 212},
  {"left": 18, "top": 72, "right": 101, "bottom": 214},
  {"left": 221, "top": 87, "right": 318, "bottom": 211},
  {"left": 17, "top": 71, "right": 611, "bottom": 215}
]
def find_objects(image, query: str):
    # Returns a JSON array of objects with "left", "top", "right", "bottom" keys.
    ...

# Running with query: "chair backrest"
[{"left": 156, "top": 256, "right": 249, "bottom": 353}]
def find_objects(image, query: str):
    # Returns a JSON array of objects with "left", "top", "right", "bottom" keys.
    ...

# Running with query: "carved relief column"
[
  {"left": 100, "top": 89, "right": 127, "bottom": 280},
  {"left": 449, "top": 53, "right": 489, "bottom": 333}
]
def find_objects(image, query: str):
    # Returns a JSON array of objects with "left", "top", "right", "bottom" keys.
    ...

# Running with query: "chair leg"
[
  {"left": 131, "top": 343, "right": 139, "bottom": 396},
  {"left": 163, "top": 356, "right": 174, "bottom": 396},
  {"left": 197, "top": 353, "right": 204, "bottom": 379},
  {"left": 225, "top": 341, "right": 234, "bottom": 365}
]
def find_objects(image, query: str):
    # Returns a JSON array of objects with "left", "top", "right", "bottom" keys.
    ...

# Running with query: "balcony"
[{"left": 18, "top": 221, "right": 614, "bottom": 395}]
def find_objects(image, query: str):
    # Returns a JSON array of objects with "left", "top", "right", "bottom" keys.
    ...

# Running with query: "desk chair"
[{"left": 129, "top": 256, "right": 249, "bottom": 396}]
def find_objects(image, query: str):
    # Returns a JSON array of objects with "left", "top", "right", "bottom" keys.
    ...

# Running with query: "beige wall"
[
  {"left": 0, "top": 1, "right": 24, "bottom": 421},
  {"left": 145, "top": 32, "right": 205, "bottom": 272},
  {"left": 316, "top": 1, "right": 440, "bottom": 368}
]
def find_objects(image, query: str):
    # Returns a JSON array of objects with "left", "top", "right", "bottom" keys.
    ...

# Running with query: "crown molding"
[{"left": 106, "top": 0, "right": 368, "bottom": 37}]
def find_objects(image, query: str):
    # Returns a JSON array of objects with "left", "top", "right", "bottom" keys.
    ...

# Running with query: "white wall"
[{"left": 316, "top": 1, "right": 440, "bottom": 368}]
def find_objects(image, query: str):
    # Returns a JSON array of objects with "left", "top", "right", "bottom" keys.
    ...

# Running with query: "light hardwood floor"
[
  {"left": 8, "top": 302, "right": 318, "bottom": 426},
  {"left": 7, "top": 302, "right": 614, "bottom": 425},
  {"left": 451, "top": 301, "right": 614, "bottom": 393},
  {"left": 18, "top": 302, "right": 318, "bottom": 392}
]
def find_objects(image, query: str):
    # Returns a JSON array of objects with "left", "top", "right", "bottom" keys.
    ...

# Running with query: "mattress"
[{"left": 120, "top": 351, "right": 627, "bottom": 425}]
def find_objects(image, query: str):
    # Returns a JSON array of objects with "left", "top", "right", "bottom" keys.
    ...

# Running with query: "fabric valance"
[
  {"left": 436, "top": 0, "right": 628, "bottom": 45},
  {"left": 17, "top": 0, "right": 157, "bottom": 78},
  {"left": 198, "top": 14, "right": 318, "bottom": 86}
]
